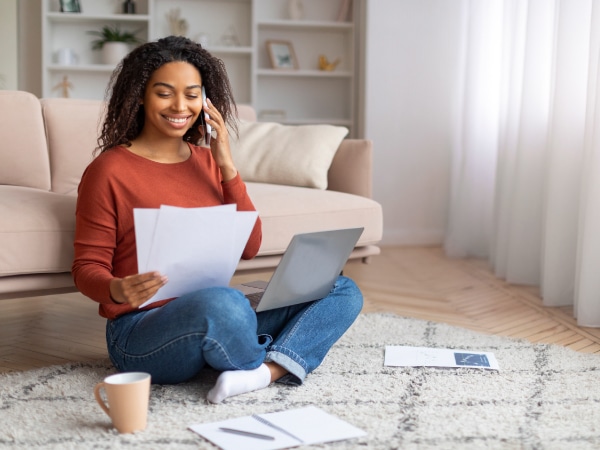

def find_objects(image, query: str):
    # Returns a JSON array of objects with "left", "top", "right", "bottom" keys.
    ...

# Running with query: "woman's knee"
[
  {"left": 175, "top": 287, "right": 256, "bottom": 332},
  {"left": 336, "top": 276, "right": 364, "bottom": 315}
]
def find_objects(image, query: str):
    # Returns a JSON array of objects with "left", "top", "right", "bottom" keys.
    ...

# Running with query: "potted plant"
[{"left": 87, "top": 25, "right": 143, "bottom": 65}]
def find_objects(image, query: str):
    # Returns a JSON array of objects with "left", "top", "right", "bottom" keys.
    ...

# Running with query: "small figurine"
[
  {"left": 220, "top": 25, "right": 240, "bottom": 47},
  {"left": 319, "top": 55, "right": 340, "bottom": 71},
  {"left": 166, "top": 8, "right": 188, "bottom": 37},
  {"left": 53, "top": 75, "right": 73, "bottom": 98},
  {"left": 288, "top": 0, "right": 304, "bottom": 20}
]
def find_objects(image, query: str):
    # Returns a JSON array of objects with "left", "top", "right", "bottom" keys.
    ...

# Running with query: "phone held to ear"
[
  {"left": 183, "top": 86, "right": 211, "bottom": 147},
  {"left": 202, "top": 86, "right": 212, "bottom": 146}
]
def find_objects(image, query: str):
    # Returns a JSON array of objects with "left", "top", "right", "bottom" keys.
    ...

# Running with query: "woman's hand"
[
  {"left": 109, "top": 271, "right": 168, "bottom": 308},
  {"left": 204, "top": 98, "right": 238, "bottom": 181}
]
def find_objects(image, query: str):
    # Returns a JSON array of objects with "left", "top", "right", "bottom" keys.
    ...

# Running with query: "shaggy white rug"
[{"left": 1, "top": 313, "right": 600, "bottom": 449}]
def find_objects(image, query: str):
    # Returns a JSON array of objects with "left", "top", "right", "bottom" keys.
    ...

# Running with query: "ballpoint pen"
[{"left": 218, "top": 427, "right": 275, "bottom": 441}]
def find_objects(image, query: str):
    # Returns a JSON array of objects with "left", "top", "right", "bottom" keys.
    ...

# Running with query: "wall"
[
  {"left": 0, "top": 0, "right": 18, "bottom": 90},
  {"left": 17, "top": 0, "right": 42, "bottom": 96},
  {"left": 365, "top": 0, "right": 463, "bottom": 245}
]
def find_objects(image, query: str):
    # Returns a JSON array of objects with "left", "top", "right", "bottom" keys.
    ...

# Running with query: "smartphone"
[
  {"left": 183, "top": 86, "right": 211, "bottom": 146},
  {"left": 202, "top": 86, "right": 211, "bottom": 146}
]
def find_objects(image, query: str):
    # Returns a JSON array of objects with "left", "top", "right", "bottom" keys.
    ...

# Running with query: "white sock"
[{"left": 207, "top": 364, "right": 271, "bottom": 404}]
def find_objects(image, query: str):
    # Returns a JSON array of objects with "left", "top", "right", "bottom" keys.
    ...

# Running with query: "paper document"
[
  {"left": 188, "top": 405, "right": 366, "bottom": 450},
  {"left": 384, "top": 345, "right": 499, "bottom": 370},
  {"left": 134, "top": 204, "right": 258, "bottom": 308}
]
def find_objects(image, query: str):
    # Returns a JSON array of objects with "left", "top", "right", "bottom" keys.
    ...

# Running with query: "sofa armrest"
[{"left": 327, "top": 139, "right": 373, "bottom": 198}]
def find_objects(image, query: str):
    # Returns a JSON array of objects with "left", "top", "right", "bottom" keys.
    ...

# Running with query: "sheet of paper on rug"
[
  {"left": 384, "top": 345, "right": 500, "bottom": 370},
  {"left": 188, "top": 405, "right": 367, "bottom": 450},
  {"left": 134, "top": 204, "right": 258, "bottom": 308}
]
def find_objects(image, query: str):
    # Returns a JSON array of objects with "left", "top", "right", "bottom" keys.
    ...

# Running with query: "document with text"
[{"left": 384, "top": 345, "right": 499, "bottom": 370}]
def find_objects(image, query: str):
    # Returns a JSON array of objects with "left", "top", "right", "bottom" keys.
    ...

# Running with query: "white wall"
[
  {"left": 365, "top": 0, "right": 463, "bottom": 245},
  {"left": 17, "top": 0, "right": 42, "bottom": 96},
  {"left": 0, "top": 0, "right": 18, "bottom": 90}
]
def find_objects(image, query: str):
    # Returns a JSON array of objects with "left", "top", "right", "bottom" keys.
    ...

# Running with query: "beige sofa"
[{"left": 0, "top": 90, "right": 383, "bottom": 300}]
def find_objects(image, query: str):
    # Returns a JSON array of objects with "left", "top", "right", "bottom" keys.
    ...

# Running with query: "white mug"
[{"left": 56, "top": 48, "right": 78, "bottom": 66}]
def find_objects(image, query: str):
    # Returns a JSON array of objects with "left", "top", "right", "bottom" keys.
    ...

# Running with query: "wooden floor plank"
[
  {"left": 2, "top": 245, "right": 600, "bottom": 375},
  {"left": 576, "top": 343, "right": 600, "bottom": 353},
  {"left": 531, "top": 329, "right": 579, "bottom": 345}
]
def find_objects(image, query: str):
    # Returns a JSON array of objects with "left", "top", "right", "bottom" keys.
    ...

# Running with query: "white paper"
[
  {"left": 188, "top": 406, "right": 366, "bottom": 450},
  {"left": 190, "top": 416, "right": 298, "bottom": 450},
  {"left": 259, "top": 406, "right": 367, "bottom": 444},
  {"left": 133, "top": 208, "right": 159, "bottom": 273},
  {"left": 384, "top": 345, "right": 499, "bottom": 370},
  {"left": 135, "top": 205, "right": 236, "bottom": 273},
  {"left": 133, "top": 204, "right": 257, "bottom": 308}
]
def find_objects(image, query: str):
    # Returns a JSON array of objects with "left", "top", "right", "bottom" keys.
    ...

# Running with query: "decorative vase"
[
  {"left": 123, "top": 0, "right": 136, "bottom": 14},
  {"left": 101, "top": 42, "right": 130, "bottom": 65},
  {"left": 288, "top": 0, "right": 304, "bottom": 20}
]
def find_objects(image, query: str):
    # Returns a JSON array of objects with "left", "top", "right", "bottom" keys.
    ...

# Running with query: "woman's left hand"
[{"left": 204, "top": 98, "right": 238, "bottom": 181}]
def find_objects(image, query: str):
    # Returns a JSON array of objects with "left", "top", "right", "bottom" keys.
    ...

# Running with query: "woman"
[{"left": 72, "top": 35, "right": 363, "bottom": 404}]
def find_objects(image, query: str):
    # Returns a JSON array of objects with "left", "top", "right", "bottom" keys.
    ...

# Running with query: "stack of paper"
[
  {"left": 384, "top": 345, "right": 500, "bottom": 370},
  {"left": 189, "top": 406, "right": 366, "bottom": 450},
  {"left": 134, "top": 204, "right": 258, "bottom": 308}
]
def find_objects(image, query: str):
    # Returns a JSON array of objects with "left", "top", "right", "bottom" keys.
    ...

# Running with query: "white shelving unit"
[
  {"left": 41, "top": 0, "right": 152, "bottom": 100},
  {"left": 151, "top": 0, "right": 254, "bottom": 104},
  {"left": 253, "top": 0, "right": 357, "bottom": 132},
  {"left": 41, "top": 0, "right": 362, "bottom": 136}
]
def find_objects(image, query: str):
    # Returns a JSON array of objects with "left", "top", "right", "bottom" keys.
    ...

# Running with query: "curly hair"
[{"left": 96, "top": 35, "right": 237, "bottom": 154}]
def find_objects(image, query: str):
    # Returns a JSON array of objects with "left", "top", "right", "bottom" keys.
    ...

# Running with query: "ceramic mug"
[
  {"left": 56, "top": 48, "right": 78, "bottom": 66},
  {"left": 94, "top": 372, "right": 151, "bottom": 433}
]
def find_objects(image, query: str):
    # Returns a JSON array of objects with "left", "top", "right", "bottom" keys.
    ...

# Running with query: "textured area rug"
[{"left": 2, "top": 313, "right": 600, "bottom": 449}]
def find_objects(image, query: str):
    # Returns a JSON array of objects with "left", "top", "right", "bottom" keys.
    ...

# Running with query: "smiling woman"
[
  {"left": 129, "top": 61, "right": 204, "bottom": 163},
  {"left": 72, "top": 35, "right": 364, "bottom": 405}
]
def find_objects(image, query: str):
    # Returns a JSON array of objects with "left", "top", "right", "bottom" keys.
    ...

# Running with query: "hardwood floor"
[{"left": 2, "top": 246, "right": 599, "bottom": 374}]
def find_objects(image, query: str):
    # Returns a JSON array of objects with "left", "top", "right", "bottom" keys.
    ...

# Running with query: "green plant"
[{"left": 87, "top": 25, "right": 143, "bottom": 50}]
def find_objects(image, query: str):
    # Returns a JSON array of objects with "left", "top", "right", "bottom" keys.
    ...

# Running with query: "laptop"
[{"left": 233, "top": 227, "right": 364, "bottom": 312}]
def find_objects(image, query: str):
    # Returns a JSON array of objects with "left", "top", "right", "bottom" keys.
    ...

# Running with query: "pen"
[{"left": 218, "top": 427, "right": 275, "bottom": 441}]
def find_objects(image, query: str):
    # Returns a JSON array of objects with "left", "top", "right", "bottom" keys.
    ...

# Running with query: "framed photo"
[
  {"left": 60, "top": 0, "right": 81, "bottom": 13},
  {"left": 266, "top": 40, "right": 298, "bottom": 70}
]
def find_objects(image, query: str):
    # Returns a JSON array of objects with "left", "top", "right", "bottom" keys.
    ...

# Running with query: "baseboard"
[{"left": 380, "top": 228, "right": 445, "bottom": 246}]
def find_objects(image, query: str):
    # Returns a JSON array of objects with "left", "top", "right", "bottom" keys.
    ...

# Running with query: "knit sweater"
[{"left": 72, "top": 144, "right": 262, "bottom": 320}]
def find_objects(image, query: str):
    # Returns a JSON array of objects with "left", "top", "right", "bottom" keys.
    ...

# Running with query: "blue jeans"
[{"left": 106, "top": 276, "right": 363, "bottom": 385}]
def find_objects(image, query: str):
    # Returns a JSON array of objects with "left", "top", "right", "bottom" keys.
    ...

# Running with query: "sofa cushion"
[
  {"left": 0, "top": 91, "right": 51, "bottom": 190},
  {"left": 230, "top": 121, "right": 348, "bottom": 190},
  {"left": 0, "top": 186, "right": 75, "bottom": 277},
  {"left": 41, "top": 98, "right": 105, "bottom": 195},
  {"left": 0, "top": 182, "right": 381, "bottom": 277},
  {"left": 247, "top": 182, "right": 383, "bottom": 255}
]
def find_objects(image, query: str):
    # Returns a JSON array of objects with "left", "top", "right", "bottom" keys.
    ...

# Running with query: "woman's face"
[{"left": 141, "top": 61, "right": 204, "bottom": 140}]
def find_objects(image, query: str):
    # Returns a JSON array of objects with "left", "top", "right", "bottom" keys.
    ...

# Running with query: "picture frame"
[
  {"left": 60, "top": 0, "right": 81, "bottom": 13},
  {"left": 266, "top": 40, "right": 298, "bottom": 70}
]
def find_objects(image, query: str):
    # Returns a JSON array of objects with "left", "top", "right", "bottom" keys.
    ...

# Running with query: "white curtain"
[{"left": 445, "top": 0, "right": 600, "bottom": 327}]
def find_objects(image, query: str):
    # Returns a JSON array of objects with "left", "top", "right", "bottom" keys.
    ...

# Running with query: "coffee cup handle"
[{"left": 94, "top": 382, "right": 111, "bottom": 417}]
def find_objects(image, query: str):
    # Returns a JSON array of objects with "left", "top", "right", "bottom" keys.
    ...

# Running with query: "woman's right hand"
[{"left": 109, "top": 272, "right": 168, "bottom": 308}]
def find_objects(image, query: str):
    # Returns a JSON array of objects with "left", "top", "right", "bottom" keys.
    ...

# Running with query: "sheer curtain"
[{"left": 445, "top": 0, "right": 600, "bottom": 327}]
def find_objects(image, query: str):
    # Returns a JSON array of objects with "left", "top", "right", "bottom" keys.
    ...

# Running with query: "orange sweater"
[{"left": 72, "top": 145, "right": 262, "bottom": 320}]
